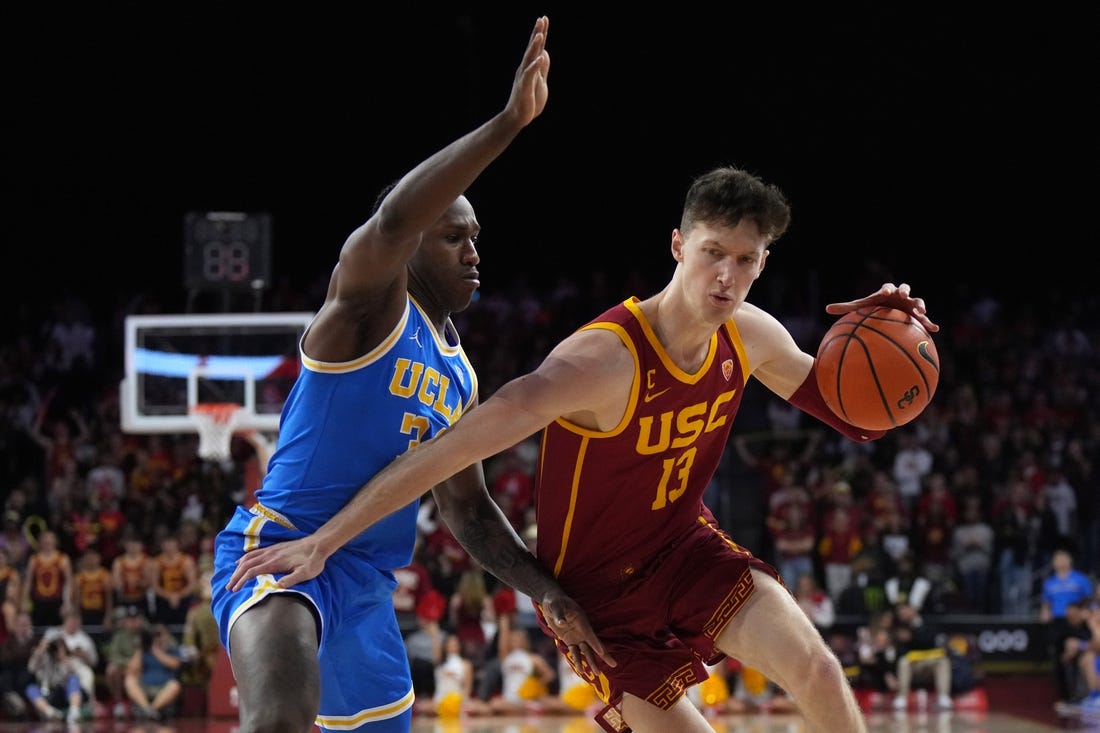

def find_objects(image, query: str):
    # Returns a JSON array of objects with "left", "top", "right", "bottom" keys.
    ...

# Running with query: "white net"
[{"left": 190, "top": 403, "right": 243, "bottom": 463}]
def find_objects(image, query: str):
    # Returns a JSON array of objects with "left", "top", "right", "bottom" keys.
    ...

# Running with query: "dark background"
[{"left": 7, "top": 4, "right": 1092, "bottom": 323}]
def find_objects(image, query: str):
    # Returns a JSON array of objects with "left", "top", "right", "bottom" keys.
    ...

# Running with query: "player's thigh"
[
  {"left": 621, "top": 691, "right": 714, "bottom": 733},
  {"left": 714, "top": 567, "right": 824, "bottom": 684},
  {"left": 229, "top": 593, "right": 320, "bottom": 700}
]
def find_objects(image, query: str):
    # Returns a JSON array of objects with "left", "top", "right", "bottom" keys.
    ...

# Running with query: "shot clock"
[{"left": 184, "top": 211, "right": 272, "bottom": 291}]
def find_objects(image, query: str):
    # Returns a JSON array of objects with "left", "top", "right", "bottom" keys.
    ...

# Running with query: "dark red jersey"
[{"left": 535, "top": 298, "right": 748, "bottom": 595}]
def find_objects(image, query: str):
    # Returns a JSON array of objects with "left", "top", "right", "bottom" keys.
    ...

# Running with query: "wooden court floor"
[{"left": 0, "top": 710, "right": 1094, "bottom": 733}]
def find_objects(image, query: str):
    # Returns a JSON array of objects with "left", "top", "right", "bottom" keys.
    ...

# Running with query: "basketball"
[{"left": 815, "top": 306, "right": 940, "bottom": 431}]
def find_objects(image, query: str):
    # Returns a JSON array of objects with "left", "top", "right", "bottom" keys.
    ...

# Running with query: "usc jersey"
[{"left": 535, "top": 297, "right": 748, "bottom": 595}]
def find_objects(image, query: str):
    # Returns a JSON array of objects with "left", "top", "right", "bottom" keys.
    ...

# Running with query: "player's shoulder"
[{"left": 732, "top": 301, "right": 787, "bottom": 339}]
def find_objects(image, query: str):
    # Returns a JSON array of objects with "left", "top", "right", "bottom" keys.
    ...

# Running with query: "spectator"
[
  {"left": 1042, "top": 467, "right": 1079, "bottom": 550},
  {"left": 794, "top": 571, "right": 835, "bottom": 634},
  {"left": 20, "top": 529, "right": 72, "bottom": 628},
  {"left": 103, "top": 605, "right": 148, "bottom": 719},
  {"left": 891, "top": 430, "right": 934, "bottom": 515},
  {"left": 0, "top": 546, "right": 20, "bottom": 633},
  {"left": 124, "top": 623, "right": 183, "bottom": 720},
  {"left": 489, "top": 445, "right": 533, "bottom": 532},
  {"left": 392, "top": 538, "right": 435, "bottom": 636},
  {"left": 878, "top": 509, "right": 913, "bottom": 569},
  {"left": 817, "top": 505, "right": 862, "bottom": 603},
  {"left": 24, "top": 637, "right": 85, "bottom": 724},
  {"left": 768, "top": 482, "right": 817, "bottom": 589},
  {"left": 950, "top": 494, "right": 995, "bottom": 613},
  {"left": 423, "top": 518, "right": 472, "bottom": 599},
  {"left": 179, "top": 568, "right": 220, "bottom": 687},
  {"left": 111, "top": 534, "right": 153, "bottom": 616},
  {"left": 404, "top": 590, "right": 446, "bottom": 706},
  {"left": 912, "top": 472, "right": 957, "bottom": 584},
  {"left": 71, "top": 547, "right": 113, "bottom": 627},
  {"left": 890, "top": 601, "right": 953, "bottom": 711},
  {"left": 426, "top": 633, "right": 493, "bottom": 718},
  {"left": 149, "top": 534, "right": 197, "bottom": 626},
  {"left": 447, "top": 568, "right": 495, "bottom": 665},
  {"left": 0, "top": 513, "right": 31, "bottom": 580},
  {"left": 1040, "top": 547, "right": 1095, "bottom": 703},
  {"left": 0, "top": 611, "right": 36, "bottom": 720},
  {"left": 92, "top": 493, "right": 127, "bottom": 568},
  {"left": 1057, "top": 601, "right": 1100, "bottom": 717},
  {"left": 488, "top": 627, "right": 564, "bottom": 715},
  {"left": 992, "top": 478, "right": 1040, "bottom": 615},
  {"left": 42, "top": 607, "right": 98, "bottom": 703},
  {"left": 836, "top": 528, "right": 891, "bottom": 617},
  {"left": 30, "top": 401, "right": 89, "bottom": 498},
  {"left": 855, "top": 610, "right": 897, "bottom": 698},
  {"left": 885, "top": 552, "right": 933, "bottom": 613},
  {"left": 1058, "top": 599, "right": 1095, "bottom": 705}
]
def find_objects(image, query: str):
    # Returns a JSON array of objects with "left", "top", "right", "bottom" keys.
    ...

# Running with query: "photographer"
[
  {"left": 24, "top": 637, "right": 85, "bottom": 724},
  {"left": 123, "top": 623, "right": 183, "bottom": 720}
]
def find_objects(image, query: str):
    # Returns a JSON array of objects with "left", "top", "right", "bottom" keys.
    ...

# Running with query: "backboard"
[{"left": 120, "top": 312, "right": 314, "bottom": 434}]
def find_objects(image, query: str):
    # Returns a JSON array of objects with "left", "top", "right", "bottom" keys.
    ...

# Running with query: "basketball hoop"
[{"left": 190, "top": 403, "right": 244, "bottom": 462}]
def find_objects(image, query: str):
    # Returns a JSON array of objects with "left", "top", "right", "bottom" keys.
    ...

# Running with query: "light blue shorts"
[{"left": 211, "top": 505, "right": 414, "bottom": 731}]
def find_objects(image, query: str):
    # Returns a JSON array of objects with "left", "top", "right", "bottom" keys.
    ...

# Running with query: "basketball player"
[
  {"left": 211, "top": 16, "right": 607, "bottom": 733},
  {"left": 229, "top": 161, "right": 940, "bottom": 732}
]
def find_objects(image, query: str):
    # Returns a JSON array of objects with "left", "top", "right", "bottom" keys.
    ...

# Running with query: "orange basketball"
[{"left": 815, "top": 306, "right": 940, "bottom": 431}]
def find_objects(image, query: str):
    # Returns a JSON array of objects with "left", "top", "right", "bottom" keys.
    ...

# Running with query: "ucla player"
[{"left": 211, "top": 16, "right": 607, "bottom": 733}]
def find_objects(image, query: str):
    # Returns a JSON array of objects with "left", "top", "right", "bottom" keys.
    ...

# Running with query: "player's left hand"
[
  {"left": 541, "top": 590, "right": 617, "bottom": 671},
  {"left": 225, "top": 536, "right": 328, "bottom": 592},
  {"left": 825, "top": 282, "right": 940, "bottom": 333}
]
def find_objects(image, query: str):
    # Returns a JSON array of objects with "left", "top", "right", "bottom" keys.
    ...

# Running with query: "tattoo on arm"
[{"left": 451, "top": 497, "right": 551, "bottom": 597}]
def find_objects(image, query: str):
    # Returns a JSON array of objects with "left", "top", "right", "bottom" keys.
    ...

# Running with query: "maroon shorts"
[{"left": 536, "top": 518, "right": 782, "bottom": 733}]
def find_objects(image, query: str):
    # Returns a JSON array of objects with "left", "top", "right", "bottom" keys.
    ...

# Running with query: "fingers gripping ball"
[{"left": 816, "top": 307, "right": 940, "bottom": 431}]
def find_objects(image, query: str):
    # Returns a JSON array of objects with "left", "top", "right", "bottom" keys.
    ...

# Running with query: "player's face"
[
  {"left": 411, "top": 196, "right": 481, "bottom": 313},
  {"left": 673, "top": 219, "right": 768, "bottom": 323}
]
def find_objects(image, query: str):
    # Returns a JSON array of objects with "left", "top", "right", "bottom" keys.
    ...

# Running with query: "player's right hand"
[
  {"left": 226, "top": 537, "right": 328, "bottom": 592},
  {"left": 826, "top": 281, "right": 940, "bottom": 333}
]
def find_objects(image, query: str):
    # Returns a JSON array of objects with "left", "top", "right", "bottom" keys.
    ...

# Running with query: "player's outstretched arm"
[
  {"left": 333, "top": 15, "right": 550, "bottom": 297},
  {"left": 825, "top": 282, "right": 939, "bottom": 332}
]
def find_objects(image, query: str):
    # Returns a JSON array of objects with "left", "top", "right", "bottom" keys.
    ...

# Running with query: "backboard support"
[{"left": 120, "top": 311, "right": 314, "bottom": 435}]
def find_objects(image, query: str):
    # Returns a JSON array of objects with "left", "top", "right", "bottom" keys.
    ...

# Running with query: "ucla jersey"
[
  {"left": 255, "top": 295, "right": 477, "bottom": 571},
  {"left": 211, "top": 294, "right": 476, "bottom": 730}
]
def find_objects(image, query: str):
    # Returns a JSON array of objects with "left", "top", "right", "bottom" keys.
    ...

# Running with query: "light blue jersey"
[{"left": 211, "top": 295, "right": 476, "bottom": 731}]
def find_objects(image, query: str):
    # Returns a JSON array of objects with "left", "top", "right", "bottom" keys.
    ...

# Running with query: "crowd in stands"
[{"left": 0, "top": 268, "right": 1097, "bottom": 720}]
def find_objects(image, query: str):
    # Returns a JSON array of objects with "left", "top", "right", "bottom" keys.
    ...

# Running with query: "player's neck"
[
  {"left": 642, "top": 291, "right": 713, "bottom": 373},
  {"left": 408, "top": 286, "right": 450, "bottom": 338}
]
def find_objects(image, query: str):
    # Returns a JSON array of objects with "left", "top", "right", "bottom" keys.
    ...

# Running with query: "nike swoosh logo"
[
  {"left": 643, "top": 388, "right": 670, "bottom": 403},
  {"left": 917, "top": 341, "right": 938, "bottom": 368}
]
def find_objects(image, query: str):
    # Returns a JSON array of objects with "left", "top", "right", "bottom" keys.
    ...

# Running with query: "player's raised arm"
[{"left": 334, "top": 15, "right": 551, "bottom": 298}]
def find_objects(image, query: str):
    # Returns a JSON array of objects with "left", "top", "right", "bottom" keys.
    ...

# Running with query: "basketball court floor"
[{"left": 0, "top": 710, "right": 1094, "bottom": 733}]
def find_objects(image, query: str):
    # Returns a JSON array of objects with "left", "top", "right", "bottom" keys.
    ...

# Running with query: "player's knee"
[
  {"left": 238, "top": 696, "right": 317, "bottom": 733},
  {"left": 788, "top": 643, "right": 848, "bottom": 695},
  {"left": 232, "top": 609, "right": 321, "bottom": 733}
]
